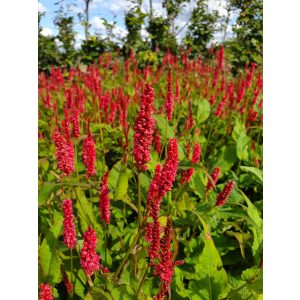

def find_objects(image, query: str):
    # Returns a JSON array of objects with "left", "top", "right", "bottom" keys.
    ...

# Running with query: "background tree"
[
  {"left": 38, "top": 12, "right": 61, "bottom": 72},
  {"left": 147, "top": 16, "right": 174, "bottom": 52},
  {"left": 124, "top": 4, "right": 148, "bottom": 53},
  {"left": 228, "top": 0, "right": 263, "bottom": 68},
  {"left": 54, "top": 13, "right": 77, "bottom": 67},
  {"left": 80, "top": 19, "right": 119, "bottom": 64},
  {"left": 184, "top": 0, "right": 218, "bottom": 55},
  {"left": 83, "top": 0, "right": 92, "bottom": 40}
]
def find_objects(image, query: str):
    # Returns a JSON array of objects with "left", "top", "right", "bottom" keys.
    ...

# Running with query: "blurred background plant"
[{"left": 38, "top": 0, "right": 262, "bottom": 73}]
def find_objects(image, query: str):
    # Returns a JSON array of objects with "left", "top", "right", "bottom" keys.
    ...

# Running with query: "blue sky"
[{"left": 39, "top": 0, "right": 236, "bottom": 48}]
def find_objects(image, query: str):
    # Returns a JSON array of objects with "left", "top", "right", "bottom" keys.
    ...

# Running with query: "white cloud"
[
  {"left": 41, "top": 27, "right": 53, "bottom": 37},
  {"left": 91, "top": 17, "right": 106, "bottom": 32},
  {"left": 38, "top": 2, "right": 46, "bottom": 13},
  {"left": 114, "top": 25, "right": 128, "bottom": 39},
  {"left": 91, "top": 0, "right": 134, "bottom": 14},
  {"left": 54, "top": 38, "right": 63, "bottom": 47},
  {"left": 75, "top": 34, "right": 85, "bottom": 49}
]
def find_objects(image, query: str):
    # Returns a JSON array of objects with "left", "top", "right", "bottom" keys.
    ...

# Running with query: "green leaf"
[
  {"left": 239, "top": 190, "right": 263, "bottom": 263},
  {"left": 232, "top": 118, "right": 246, "bottom": 141},
  {"left": 75, "top": 269, "right": 86, "bottom": 299},
  {"left": 38, "top": 183, "right": 57, "bottom": 206},
  {"left": 213, "top": 146, "right": 238, "bottom": 174},
  {"left": 74, "top": 186, "right": 96, "bottom": 232},
  {"left": 49, "top": 210, "right": 63, "bottom": 238},
  {"left": 240, "top": 166, "right": 263, "bottom": 184},
  {"left": 192, "top": 237, "right": 229, "bottom": 300},
  {"left": 89, "top": 286, "right": 113, "bottom": 300},
  {"left": 226, "top": 231, "right": 251, "bottom": 260},
  {"left": 154, "top": 114, "right": 175, "bottom": 143},
  {"left": 195, "top": 99, "right": 211, "bottom": 123},
  {"left": 236, "top": 132, "right": 250, "bottom": 161},
  {"left": 190, "top": 171, "right": 206, "bottom": 199},
  {"left": 109, "top": 161, "right": 132, "bottom": 200},
  {"left": 241, "top": 267, "right": 263, "bottom": 295},
  {"left": 38, "top": 235, "right": 62, "bottom": 284}
]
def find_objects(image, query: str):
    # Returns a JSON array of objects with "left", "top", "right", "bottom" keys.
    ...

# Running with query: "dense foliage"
[{"left": 38, "top": 48, "right": 263, "bottom": 299}]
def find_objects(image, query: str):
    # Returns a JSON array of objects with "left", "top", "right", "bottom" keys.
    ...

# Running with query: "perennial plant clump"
[{"left": 38, "top": 48, "right": 263, "bottom": 299}]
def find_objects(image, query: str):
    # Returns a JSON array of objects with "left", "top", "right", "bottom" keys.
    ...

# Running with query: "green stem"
[
  {"left": 164, "top": 119, "right": 168, "bottom": 158},
  {"left": 203, "top": 125, "right": 213, "bottom": 160},
  {"left": 113, "top": 228, "right": 143, "bottom": 281},
  {"left": 137, "top": 173, "right": 142, "bottom": 228},
  {"left": 74, "top": 141, "right": 79, "bottom": 183},
  {"left": 97, "top": 99, "right": 105, "bottom": 166},
  {"left": 70, "top": 249, "right": 74, "bottom": 299},
  {"left": 136, "top": 265, "right": 149, "bottom": 297}
]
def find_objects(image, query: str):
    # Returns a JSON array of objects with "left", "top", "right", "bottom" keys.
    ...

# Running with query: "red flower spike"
[
  {"left": 39, "top": 283, "right": 54, "bottom": 300},
  {"left": 148, "top": 217, "right": 161, "bottom": 260},
  {"left": 62, "top": 269, "right": 73, "bottom": 295},
  {"left": 180, "top": 168, "right": 195, "bottom": 184},
  {"left": 80, "top": 225, "right": 101, "bottom": 276},
  {"left": 99, "top": 171, "right": 111, "bottom": 224},
  {"left": 185, "top": 99, "right": 194, "bottom": 130},
  {"left": 153, "top": 217, "right": 184, "bottom": 290},
  {"left": 192, "top": 143, "right": 201, "bottom": 164},
  {"left": 165, "top": 71, "right": 174, "bottom": 121},
  {"left": 217, "top": 45, "right": 224, "bottom": 70},
  {"left": 206, "top": 167, "right": 221, "bottom": 192},
  {"left": 71, "top": 108, "right": 80, "bottom": 138},
  {"left": 145, "top": 222, "right": 154, "bottom": 243},
  {"left": 133, "top": 84, "right": 156, "bottom": 172},
  {"left": 52, "top": 128, "right": 75, "bottom": 177},
  {"left": 216, "top": 180, "right": 235, "bottom": 206},
  {"left": 146, "top": 164, "right": 162, "bottom": 217},
  {"left": 82, "top": 126, "right": 96, "bottom": 179},
  {"left": 62, "top": 199, "right": 77, "bottom": 249},
  {"left": 154, "top": 284, "right": 168, "bottom": 300},
  {"left": 157, "top": 138, "right": 179, "bottom": 200}
]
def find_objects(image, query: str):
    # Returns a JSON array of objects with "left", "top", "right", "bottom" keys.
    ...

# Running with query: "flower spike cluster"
[
  {"left": 62, "top": 199, "right": 77, "bottom": 249},
  {"left": 39, "top": 283, "right": 54, "bottom": 300},
  {"left": 133, "top": 84, "right": 156, "bottom": 172},
  {"left": 216, "top": 180, "right": 235, "bottom": 206},
  {"left": 99, "top": 171, "right": 111, "bottom": 224},
  {"left": 80, "top": 225, "right": 101, "bottom": 276}
]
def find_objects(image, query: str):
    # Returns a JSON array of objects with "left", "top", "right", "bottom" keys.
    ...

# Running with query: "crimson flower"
[
  {"left": 52, "top": 127, "right": 75, "bottom": 177},
  {"left": 216, "top": 180, "right": 235, "bottom": 206},
  {"left": 133, "top": 84, "right": 156, "bottom": 172},
  {"left": 153, "top": 218, "right": 184, "bottom": 292},
  {"left": 157, "top": 138, "right": 179, "bottom": 200},
  {"left": 39, "top": 283, "right": 54, "bottom": 300},
  {"left": 206, "top": 167, "right": 221, "bottom": 192},
  {"left": 165, "top": 71, "right": 174, "bottom": 121},
  {"left": 80, "top": 226, "right": 100, "bottom": 276},
  {"left": 192, "top": 143, "right": 201, "bottom": 164},
  {"left": 82, "top": 126, "right": 96, "bottom": 179},
  {"left": 62, "top": 199, "right": 77, "bottom": 249},
  {"left": 99, "top": 171, "right": 111, "bottom": 224}
]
